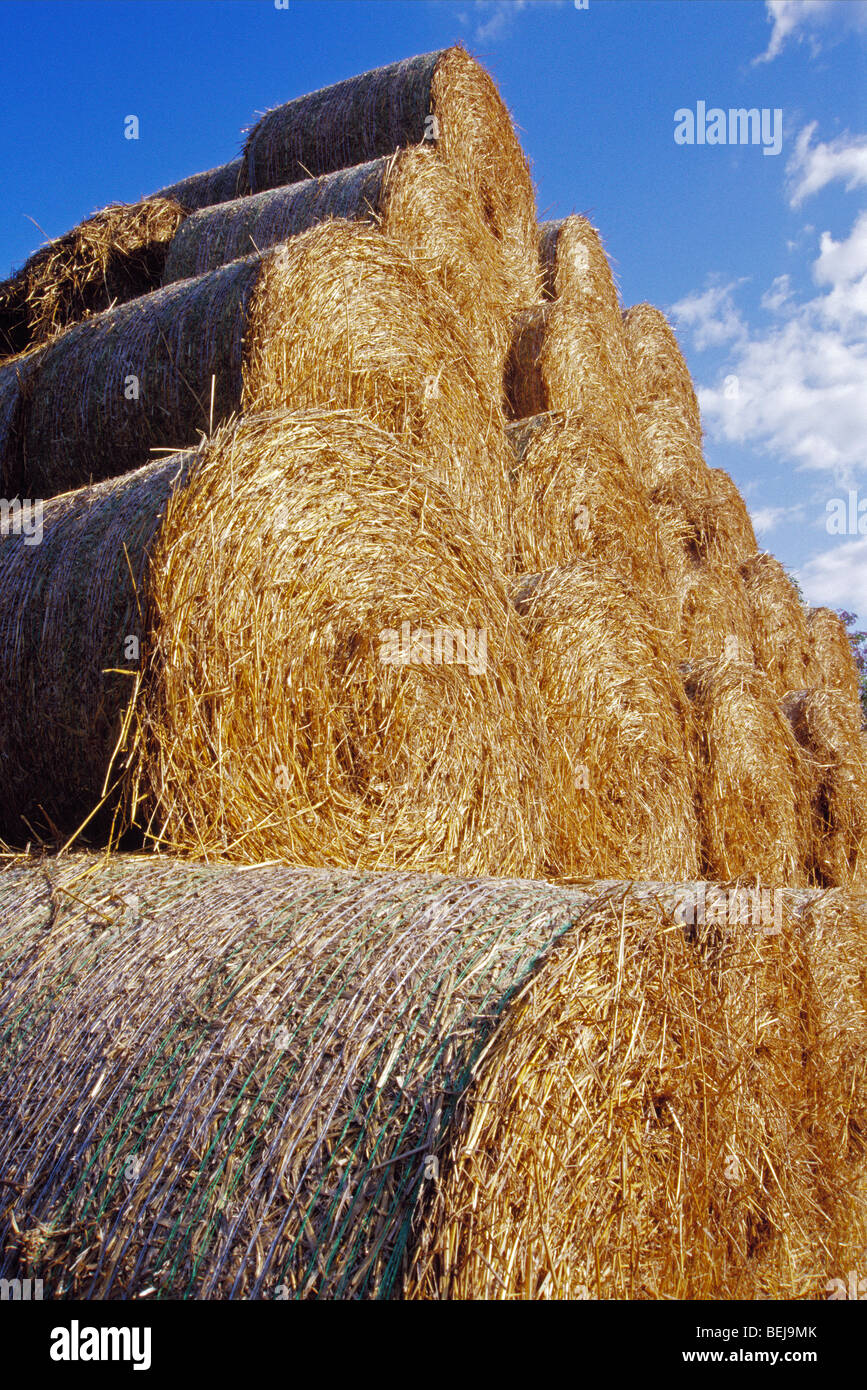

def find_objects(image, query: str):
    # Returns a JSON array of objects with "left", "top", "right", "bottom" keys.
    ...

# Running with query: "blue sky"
[{"left": 1, "top": 0, "right": 865, "bottom": 613}]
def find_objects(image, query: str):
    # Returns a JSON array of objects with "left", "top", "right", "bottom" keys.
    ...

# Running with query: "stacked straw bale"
[
  {"left": 0, "top": 198, "right": 187, "bottom": 359},
  {"left": 408, "top": 884, "right": 867, "bottom": 1299},
  {"left": 0, "top": 859, "right": 584, "bottom": 1298},
  {"left": 673, "top": 562, "right": 756, "bottom": 666},
  {"left": 162, "top": 149, "right": 514, "bottom": 391},
  {"left": 623, "top": 305, "right": 707, "bottom": 492},
  {"left": 682, "top": 657, "right": 810, "bottom": 884},
  {"left": 510, "top": 562, "right": 699, "bottom": 879},
  {"left": 783, "top": 689, "right": 867, "bottom": 890},
  {"left": 0, "top": 221, "right": 510, "bottom": 558},
  {"left": 242, "top": 47, "right": 539, "bottom": 307},
  {"left": 2, "top": 861, "right": 863, "bottom": 1301},
  {"left": 807, "top": 606, "right": 863, "bottom": 712},
  {"left": 506, "top": 412, "right": 670, "bottom": 597},
  {"left": 740, "top": 552, "right": 811, "bottom": 697},
  {"left": 0, "top": 409, "right": 546, "bottom": 876},
  {"left": 505, "top": 218, "right": 644, "bottom": 484},
  {"left": 154, "top": 157, "right": 245, "bottom": 212}
]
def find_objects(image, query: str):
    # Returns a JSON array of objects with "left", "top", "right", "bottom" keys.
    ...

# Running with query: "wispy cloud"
[
  {"left": 798, "top": 537, "right": 867, "bottom": 612},
  {"left": 787, "top": 123, "right": 867, "bottom": 206},
  {"left": 671, "top": 280, "right": 749, "bottom": 351},
  {"left": 754, "top": 0, "right": 867, "bottom": 66},
  {"left": 750, "top": 503, "right": 807, "bottom": 534},
  {"left": 459, "top": 0, "right": 530, "bottom": 43}
]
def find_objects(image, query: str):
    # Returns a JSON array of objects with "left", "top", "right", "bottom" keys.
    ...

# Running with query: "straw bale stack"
[
  {"left": 0, "top": 198, "right": 187, "bottom": 359},
  {"left": 783, "top": 689, "right": 867, "bottom": 890},
  {"left": 0, "top": 222, "right": 510, "bottom": 556},
  {"left": 0, "top": 409, "right": 545, "bottom": 875},
  {"left": 622, "top": 302, "right": 702, "bottom": 445},
  {"left": 682, "top": 657, "right": 810, "bottom": 883},
  {"left": 163, "top": 149, "right": 514, "bottom": 389},
  {"left": 740, "top": 552, "right": 811, "bottom": 697},
  {"left": 807, "top": 606, "right": 863, "bottom": 713},
  {"left": 708, "top": 467, "right": 758, "bottom": 563},
  {"left": 242, "top": 46, "right": 539, "bottom": 307},
  {"left": 506, "top": 411, "right": 669, "bottom": 599},
  {"left": 674, "top": 562, "right": 756, "bottom": 666},
  {"left": 511, "top": 563, "right": 699, "bottom": 879},
  {"left": 409, "top": 884, "right": 867, "bottom": 1299}
]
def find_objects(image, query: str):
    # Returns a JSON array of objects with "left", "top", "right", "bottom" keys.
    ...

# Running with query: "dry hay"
[
  {"left": 0, "top": 858, "right": 588, "bottom": 1298},
  {"left": 0, "top": 198, "right": 187, "bottom": 359},
  {"left": 674, "top": 562, "right": 756, "bottom": 666},
  {"left": 740, "top": 552, "right": 811, "bottom": 698},
  {"left": 408, "top": 884, "right": 867, "bottom": 1299},
  {"left": 807, "top": 606, "right": 863, "bottom": 713},
  {"left": 163, "top": 148, "right": 514, "bottom": 390},
  {"left": 1, "top": 221, "right": 510, "bottom": 555},
  {"left": 622, "top": 302, "right": 702, "bottom": 446},
  {"left": 152, "top": 157, "right": 245, "bottom": 212},
  {"left": 510, "top": 562, "right": 699, "bottom": 879},
  {"left": 682, "top": 657, "right": 810, "bottom": 884},
  {"left": 242, "top": 46, "right": 539, "bottom": 308},
  {"left": 0, "top": 409, "right": 545, "bottom": 874},
  {"left": 538, "top": 216, "right": 623, "bottom": 320},
  {"left": 506, "top": 411, "right": 669, "bottom": 603},
  {"left": 782, "top": 689, "right": 867, "bottom": 891},
  {"left": 708, "top": 467, "right": 757, "bottom": 562}
]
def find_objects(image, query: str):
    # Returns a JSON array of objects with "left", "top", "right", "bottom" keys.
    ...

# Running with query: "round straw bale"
[
  {"left": 682, "top": 657, "right": 810, "bottom": 883},
  {"left": 631, "top": 399, "right": 709, "bottom": 492},
  {"left": 622, "top": 302, "right": 702, "bottom": 446},
  {"left": 243, "top": 47, "right": 539, "bottom": 307},
  {"left": 408, "top": 886, "right": 867, "bottom": 1299},
  {"left": 740, "top": 552, "right": 812, "bottom": 697},
  {"left": 506, "top": 411, "right": 669, "bottom": 601},
  {"left": 673, "top": 562, "right": 756, "bottom": 666},
  {"left": 510, "top": 562, "right": 699, "bottom": 879},
  {"left": 129, "top": 410, "right": 543, "bottom": 871},
  {"left": 505, "top": 300, "right": 646, "bottom": 482},
  {"left": 0, "top": 198, "right": 187, "bottom": 359},
  {"left": 152, "top": 156, "right": 245, "bottom": 211},
  {"left": 0, "top": 859, "right": 588, "bottom": 1297},
  {"left": 782, "top": 689, "right": 867, "bottom": 890},
  {"left": 807, "top": 606, "right": 863, "bottom": 712},
  {"left": 4, "top": 222, "right": 511, "bottom": 554},
  {"left": 538, "top": 216, "right": 623, "bottom": 320},
  {"left": 162, "top": 149, "right": 514, "bottom": 389},
  {"left": 708, "top": 467, "right": 757, "bottom": 562}
]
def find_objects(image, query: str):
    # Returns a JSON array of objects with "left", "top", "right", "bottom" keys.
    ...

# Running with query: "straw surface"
[
  {"left": 511, "top": 562, "right": 699, "bottom": 879},
  {"left": 243, "top": 47, "right": 539, "bottom": 307},
  {"left": 153, "top": 158, "right": 245, "bottom": 212},
  {"left": 783, "top": 688, "right": 867, "bottom": 890},
  {"left": 673, "top": 562, "right": 756, "bottom": 666},
  {"left": 623, "top": 303, "right": 702, "bottom": 446},
  {"left": 409, "top": 884, "right": 867, "bottom": 1299},
  {"left": 740, "top": 552, "right": 812, "bottom": 698},
  {"left": 4, "top": 222, "right": 511, "bottom": 552},
  {"left": 506, "top": 411, "right": 669, "bottom": 601},
  {"left": 0, "top": 199, "right": 186, "bottom": 359},
  {"left": 0, "top": 859, "right": 586, "bottom": 1299},
  {"left": 683, "top": 657, "right": 810, "bottom": 884},
  {"left": 163, "top": 149, "right": 515, "bottom": 389},
  {"left": 807, "top": 606, "right": 863, "bottom": 713}
]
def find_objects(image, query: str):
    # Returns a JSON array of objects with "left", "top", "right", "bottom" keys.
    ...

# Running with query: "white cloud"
[
  {"left": 463, "top": 0, "right": 530, "bottom": 42},
  {"left": 787, "top": 123, "right": 867, "bottom": 206},
  {"left": 750, "top": 503, "right": 806, "bottom": 534},
  {"left": 754, "top": 0, "right": 867, "bottom": 65},
  {"left": 670, "top": 281, "right": 748, "bottom": 351},
  {"left": 686, "top": 207, "right": 867, "bottom": 486},
  {"left": 798, "top": 537, "right": 867, "bottom": 612}
]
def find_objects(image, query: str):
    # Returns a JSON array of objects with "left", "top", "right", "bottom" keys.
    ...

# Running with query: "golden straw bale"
[
  {"left": 674, "top": 563, "right": 756, "bottom": 666},
  {"left": 0, "top": 198, "right": 187, "bottom": 359},
  {"left": 511, "top": 562, "right": 699, "bottom": 879},
  {"left": 152, "top": 157, "right": 245, "bottom": 211},
  {"left": 243, "top": 47, "right": 540, "bottom": 307},
  {"left": 539, "top": 216, "right": 623, "bottom": 320},
  {"left": 782, "top": 689, "right": 867, "bottom": 890},
  {"left": 708, "top": 467, "right": 758, "bottom": 562},
  {"left": 682, "top": 657, "right": 810, "bottom": 884},
  {"left": 807, "top": 606, "right": 863, "bottom": 713},
  {"left": 740, "top": 552, "right": 812, "bottom": 697},
  {"left": 0, "top": 410, "right": 545, "bottom": 874},
  {"left": 622, "top": 302, "right": 702, "bottom": 446},
  {"left": 1, "top": 222, "right": 510, "bottom": 556},
  {"left": 506, "top": 411, "right": 669, "bottom": 600},
  {"left": 409, "top": 886, "right": 867, "bottom": 1299},
  {"left": 163, "top": 148, "right": 514, "bottom": 390}
]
